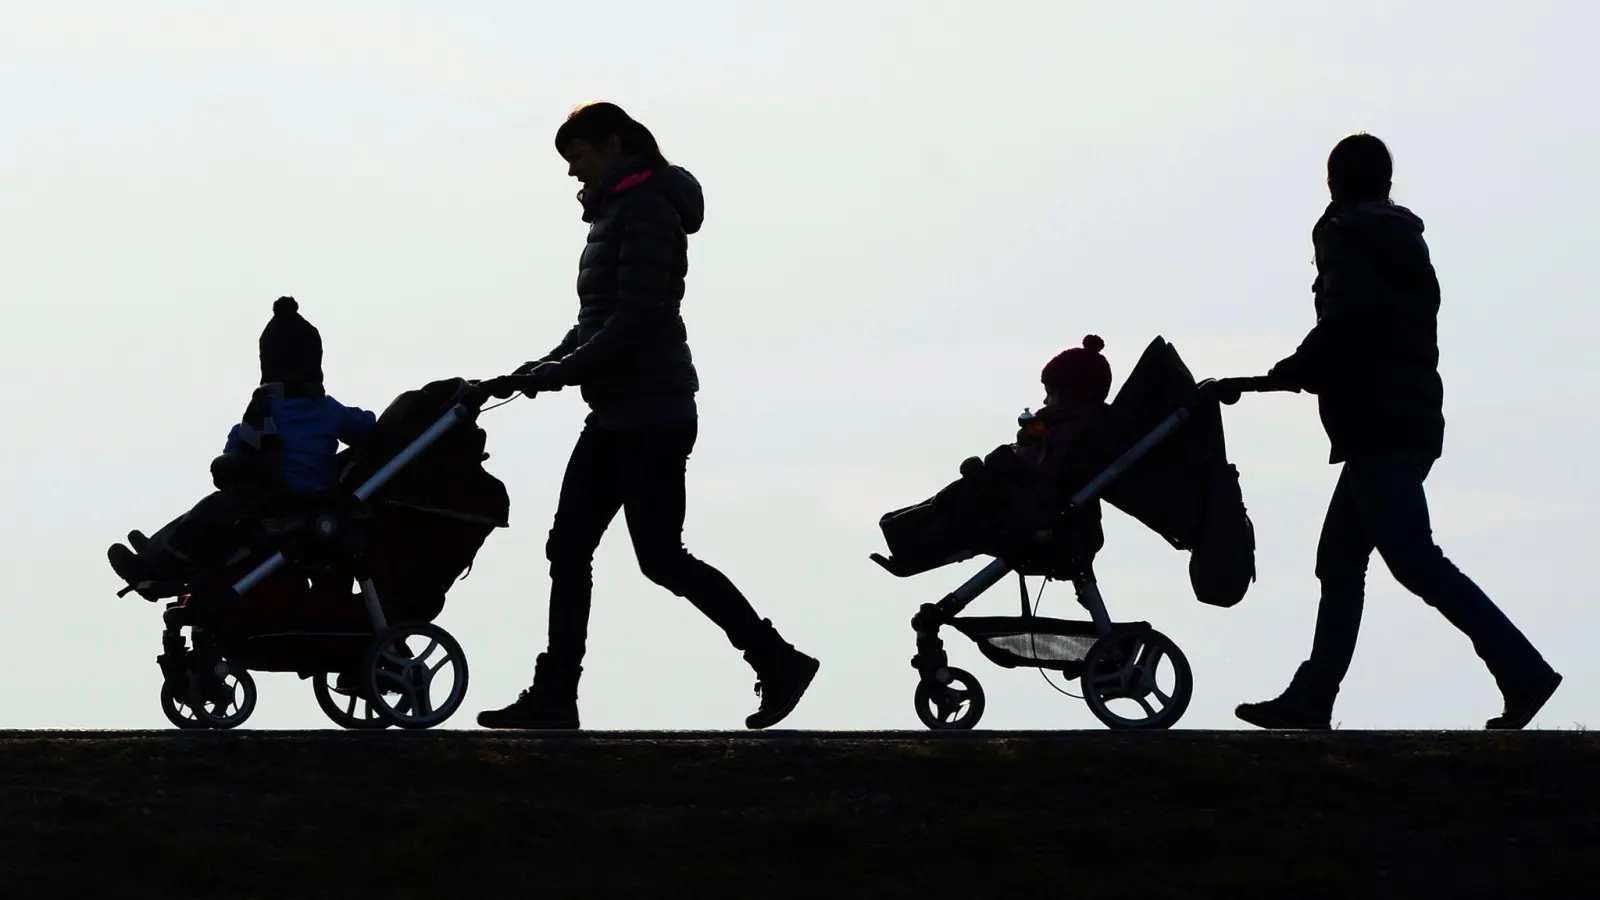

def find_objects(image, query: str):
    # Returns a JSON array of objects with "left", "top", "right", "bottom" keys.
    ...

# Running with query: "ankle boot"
[
  {"left": 741, "top": 620, "right": 819, "bottom": 730},
  {"left": 477, "top": 653, "right": 582, "bottom": 730}
]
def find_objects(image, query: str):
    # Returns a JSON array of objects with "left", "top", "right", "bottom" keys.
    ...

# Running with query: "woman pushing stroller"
[
  {"left": 1230, "top": 133, "right": 1561, "bottom": 730},
  {"left": 476, "top": 102, "right": 819, "bottom": 731}
]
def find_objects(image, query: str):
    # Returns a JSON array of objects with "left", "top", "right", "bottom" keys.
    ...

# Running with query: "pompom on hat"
[{"left": 1040, "top": 335, "right": 1112, "bottom": 404}]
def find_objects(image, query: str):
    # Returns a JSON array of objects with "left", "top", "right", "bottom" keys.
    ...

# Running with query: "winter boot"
[
  {"left": 1234, "top": 664, "right": 1334, "bottom": 730},
  {"left": 108, "top": 543, "right": 149, "bottom": 586},
  {"left": 1487, "top": 670, "right": 1562, "bottom": 730},
  {"left": 1234, "top": 694, "right": 1333, "bottom": 730},
  {"left": 477, "top": 653, "right": 582, "bottom": 730},
  {"left": 742, "top": 620, "right": 819, "bottom": 730}
]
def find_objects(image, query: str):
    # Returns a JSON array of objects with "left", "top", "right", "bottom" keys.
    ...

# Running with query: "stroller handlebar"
[
  {"left": 1201, "top": 376, "right": 1300, "bottom": 406},
  {"left": 464, "top": 374, "right": 539, "bottom": 411}
]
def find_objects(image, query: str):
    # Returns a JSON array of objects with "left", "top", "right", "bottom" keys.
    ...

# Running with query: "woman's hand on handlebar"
[
  {"left": 1202, "top": 374, "right": 1302, "bottom": 405},
  {"left": 466, "top": 374, "right": 533, "bottom": 407},
  {"left": 467, "top": 362, "right": 569, "bottom": 407},
  {"left": 513, "top": 360, "right": 567, "bottom": 393}
]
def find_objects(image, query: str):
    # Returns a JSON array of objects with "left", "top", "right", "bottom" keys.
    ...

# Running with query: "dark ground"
[{"left": 1, "top": 729, "right": 1594, "bottom": 898}]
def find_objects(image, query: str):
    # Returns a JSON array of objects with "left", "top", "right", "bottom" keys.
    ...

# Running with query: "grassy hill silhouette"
[{"left": 2, "top": 729, "right": 1594, "bottom": 898}]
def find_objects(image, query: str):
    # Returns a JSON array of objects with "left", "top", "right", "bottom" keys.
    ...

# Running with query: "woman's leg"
[
  {"left": 1350, "top": 457, "right": 1560, "bottom": 727},
  {"left": 478, "top": 423, "right": 622, "bottom": 729},
  {"left": 1235, "top": 465, "right": 1369, "bottom": 729},
  {"left": 615, "top": 420, "right": 764, "bottom": 646},
  {"left": 542, "top": 423, "right": 626, "bottom": 667},
  {"left": 616, "top": 420, "right": 818, "bottom": 728}
]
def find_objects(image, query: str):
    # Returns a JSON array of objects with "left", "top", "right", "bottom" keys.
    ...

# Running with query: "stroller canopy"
[{"left": 1063, "top": 337, "right": 1257, "bottom": 608}]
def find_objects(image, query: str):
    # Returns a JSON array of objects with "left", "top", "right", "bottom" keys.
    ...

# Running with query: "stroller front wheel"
[
  {"left": 159, "top": 680, "right": 209, "bottom": 730},
  {"left": 170, "top": 662, "right": 258, "bottom": 730},
  {"left": 914, "top": 667, "right": 986, "bottom": 730},
  {"left": 1080, "top": 629, "right": 1193, "bottom": 730}
]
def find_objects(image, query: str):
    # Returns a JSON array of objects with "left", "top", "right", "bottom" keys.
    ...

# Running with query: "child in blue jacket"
[{"left": 109, "top": 297, "right": 377, "bottom": 591}]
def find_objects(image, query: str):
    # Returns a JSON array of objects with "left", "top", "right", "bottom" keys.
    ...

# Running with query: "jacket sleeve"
[
  {"left": 222, "top": 424, "right": 245, "bottom": 455},
  {"left": 539, "top": 326, "right": 582, "bottom": 364},
  {"left": 1269, "top": 219, "right": 1386, "bottom": 391},
  {"left": 552, "top": 194, "right": 681, "bottom": 383},
  {"left": 334, "top": 401, "right": 379, "bottom": 447}
]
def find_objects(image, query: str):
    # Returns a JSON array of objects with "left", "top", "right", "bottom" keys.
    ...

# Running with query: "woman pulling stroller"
[{"left": 476, "top": 102, "right": 819, "bottom": 731}]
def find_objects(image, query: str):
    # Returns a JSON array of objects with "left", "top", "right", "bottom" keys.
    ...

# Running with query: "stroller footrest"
[
  {"left": 870, "top": 553, "right": 914, "bottom": 577},
  {"left": 125, "top": 579, "right": 187, "bottom": 602},
  {"left": 870, "top": 550, "right": 978, "bottom": 578}
]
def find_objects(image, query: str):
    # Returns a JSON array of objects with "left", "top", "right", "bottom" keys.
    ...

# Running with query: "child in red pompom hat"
[
  {"left": 1040, "top": 334, "right": 1112, "bottom": 407},
  {"left": 1014, "top": 335, "right": 1114, "bottom": 475},
  {"left": 940, "top": 335, "right": 1116, "bottom": 562}
]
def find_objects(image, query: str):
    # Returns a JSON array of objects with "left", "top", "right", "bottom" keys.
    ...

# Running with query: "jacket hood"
[
  {"left": 586, "top": 158, "right": 705, "bottom": 234},
  {"left": 637, "top": 165, "right": 704, "bottom": 234},
  {"left": 1312, "top": 198, "right": 1427, "bottom": 259},
  {"left": 1317, "top": 199, "right": 1424, "bottom": 244}
]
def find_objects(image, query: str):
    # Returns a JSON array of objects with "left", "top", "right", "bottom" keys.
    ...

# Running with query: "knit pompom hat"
[
  {"left": 1040, "top": 335, "right": 1112, "bottom": 404},
  {"left": 258, "top": 296, "right": 323, "bottom": 385}
]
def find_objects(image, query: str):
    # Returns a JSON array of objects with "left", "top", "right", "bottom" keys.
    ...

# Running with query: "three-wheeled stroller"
[
  {"left": 870, "top": 337, "right": 1260, "bottom": 730},
  {"left": 112, "top": 376, "right": 518, "bottom": 731}
]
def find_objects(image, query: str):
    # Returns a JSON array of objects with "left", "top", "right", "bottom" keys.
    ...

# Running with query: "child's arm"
[
  {"left": 335, "top": 402, "right": 379, "bottom": 448},
  {"left": 222, "top": 424, "right": 245, "bottom": 455}
]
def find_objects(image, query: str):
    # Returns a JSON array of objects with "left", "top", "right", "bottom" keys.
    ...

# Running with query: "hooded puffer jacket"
[
  {"left": 541, "top": 156, "right": 705, "bottom": 429},
  {"left": 1271, "top": 200, "right": 1446, "bottom": 464}
]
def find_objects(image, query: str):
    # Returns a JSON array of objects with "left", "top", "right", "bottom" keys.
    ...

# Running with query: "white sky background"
[{"left": 1, "top": 0, "right": 1594, "bottom": 731}]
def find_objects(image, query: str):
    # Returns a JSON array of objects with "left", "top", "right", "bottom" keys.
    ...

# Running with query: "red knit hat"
[{"left": 1040, "top": 335, "right": 1112, "bottom": 404}]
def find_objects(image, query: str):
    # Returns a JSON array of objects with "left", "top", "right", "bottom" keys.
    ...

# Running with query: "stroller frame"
[
  {"left": 872, "top": 395, "right": 1206, "bottom": 731},
  {"left": 132, "top": 381, "right": 502, "bottom": 732}
]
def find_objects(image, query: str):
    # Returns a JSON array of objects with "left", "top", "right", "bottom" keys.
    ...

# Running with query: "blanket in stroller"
[{"left": 877, "top": 445, "right": 1104, "bottom": 581}]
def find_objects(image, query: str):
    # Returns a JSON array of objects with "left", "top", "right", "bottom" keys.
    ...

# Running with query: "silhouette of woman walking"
[{"left": 478, "top": 102, "right": 820, "bottom": 731}]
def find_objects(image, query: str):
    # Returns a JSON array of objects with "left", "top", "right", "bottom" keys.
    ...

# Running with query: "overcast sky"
[{"left": 1, "top": 0, "right": 1594, "bottom": 731}]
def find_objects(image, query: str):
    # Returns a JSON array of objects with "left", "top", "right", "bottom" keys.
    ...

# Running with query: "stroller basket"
[{"left": 949, "top": 616, "right": 1101, "bottom": 676}]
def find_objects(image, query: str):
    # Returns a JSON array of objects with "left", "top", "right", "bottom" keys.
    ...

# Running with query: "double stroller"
[
  {"left": 871, "top": 337, "right": 1259, "bottom": 730},
  {"left": 112, "top": 377, "right": 512, "bottom": 730}
]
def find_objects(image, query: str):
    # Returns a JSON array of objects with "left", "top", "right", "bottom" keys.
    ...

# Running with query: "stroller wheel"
[
  {"left": 312, "top": 673, "right": 392, "bottom": 730},
  {"left": 159, "top": 680, "right": 210, "bottom": 730},
  {"left": 361, "top": 622, "right": 470, "bottom": 730},
  {"left": 914, "top": 667, "right": 986, "bottom": 730},
  {"left": 1079, "top": 629, "right": 1193, "bottom": 730},
  {"left": 160, "top": 663, "right": 257, "bottom": 730},
  {"left": 190, "top": 663, "right": 259, "bottom": 730}
]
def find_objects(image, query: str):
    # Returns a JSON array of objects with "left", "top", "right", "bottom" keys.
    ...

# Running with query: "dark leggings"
[{"left": 542, "top": 419, "right": 766, "bottom": 665}]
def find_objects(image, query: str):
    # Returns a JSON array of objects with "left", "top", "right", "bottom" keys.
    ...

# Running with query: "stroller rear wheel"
[
  {"left": 360, "top": 623, "right": 470, "bottom": 730},
  {"left": 312, "top": 672, "right": 392, "bottom": 730},
  {"left": 914, "top": 667, "right": 986, "bottom": 730},
  {"left": 1079, "top": 628, "right": 1192, "bottom": 730}
]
